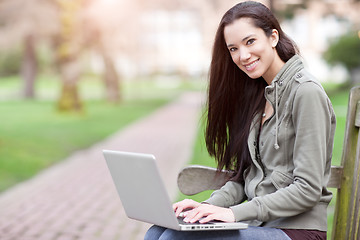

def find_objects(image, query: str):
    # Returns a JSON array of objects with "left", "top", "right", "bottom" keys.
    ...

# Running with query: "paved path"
[{"left": 0, "top": 92, "right": 204, "bottom": 240}]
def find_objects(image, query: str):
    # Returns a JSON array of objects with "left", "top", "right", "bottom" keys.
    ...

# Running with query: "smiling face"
[{"left": 224, "top": 17, "right": 285, "bottom": 84}]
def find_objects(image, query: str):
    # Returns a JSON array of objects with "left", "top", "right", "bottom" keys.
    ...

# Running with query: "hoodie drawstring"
[{"left": 274, "top": 81, "right": 280, "bottom": 150}]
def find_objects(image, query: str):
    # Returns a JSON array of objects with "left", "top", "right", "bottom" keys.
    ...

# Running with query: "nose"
[{"left": 239, "top": 46, "right": 251, "bottom": 62}]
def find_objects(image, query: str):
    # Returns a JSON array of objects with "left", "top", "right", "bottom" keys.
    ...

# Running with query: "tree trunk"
[
  {"left": 102, "top": 53, "right": 121, "bottom": 103},
  {"left": 55, "top": 0, "right": 83, "bottom": 112},
  {"left": 22, "top": 34, "right": 37, "bottom": 99},
  {"left": 57, "top": 60, "right": 83, "bottom": 112}
]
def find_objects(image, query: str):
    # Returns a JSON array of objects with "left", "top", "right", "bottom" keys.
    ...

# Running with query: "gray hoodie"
[{"left": 205, "top": 55, "right": 336, "bottom": 231}]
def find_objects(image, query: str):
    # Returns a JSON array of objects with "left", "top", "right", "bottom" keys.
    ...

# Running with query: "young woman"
[{"left": 145, "top": 1, "right": 336, "bottom": 239}]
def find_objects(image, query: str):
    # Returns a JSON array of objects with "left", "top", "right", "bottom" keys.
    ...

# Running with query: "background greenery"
[
  {"left": 324, "top": 32, "right": 360, "bottom": 72},
  {"left": 0, "top": 74, "right": 204, "bottom": 192}
]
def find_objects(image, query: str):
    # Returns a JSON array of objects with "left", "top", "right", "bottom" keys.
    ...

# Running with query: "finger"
[
  {"left": 173, "top": 199, "right": 200, "bottom": 217},
  {"left": 183, "top": 208, "right": 198, "bottom": 222},
  {"left": 187, "top": 209, "right": 207, "bottom": 223},
  {"left": 173, "top": 201, "right": 192, "bottom": 217},
  {"left": 173, "top": 199, "right": 192, "bottom": 209},
  {"left": 175, "top": 207, "right": 184, "bottom": 217},
  {"left": 172, "top": 199, "right": 188, "bottom": 212},
  {"left": 187, "top": 205, "right": 219, "bottom": 223},
  {"left": 199, "top": 215, "right": 214, "bottom": 224},
  {"left": 172, "top": 200, "right": 183, "bottom": 210},
  {"left": 200, "top": 208, "right": 235, "bottom": 223}
]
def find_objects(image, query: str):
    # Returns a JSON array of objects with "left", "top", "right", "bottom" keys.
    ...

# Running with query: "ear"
[{"left": 270, "top": 29, "right": 279, "bottom": 48}]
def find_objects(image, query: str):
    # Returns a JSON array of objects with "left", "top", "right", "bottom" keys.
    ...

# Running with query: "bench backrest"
[{"left": 331, "top": 86, "right": 360, "bottom": 240}]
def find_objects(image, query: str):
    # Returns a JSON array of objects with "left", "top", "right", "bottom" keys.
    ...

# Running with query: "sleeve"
[
  {"left": 203, "top": 180, "right": 246, "bottom": 208},
  {"left": 230, "top": 82, "right": 334, "bottom": 222}
]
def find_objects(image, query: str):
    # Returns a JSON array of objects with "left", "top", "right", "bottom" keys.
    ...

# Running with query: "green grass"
[
  {"left": 177, "top": 85, "right": 351, "bottom": 238},
  {"left": 0, "top": 73, "right": 207, "bottom": 101},
  {"left": 0, "top": 74, "right": 206, "bottom": 192},
  {"left": 177, "top": 118, "right": 216, "bottom": 202},
  {"left": 0, "top": 98, "right": 169, "bottom": 192}
]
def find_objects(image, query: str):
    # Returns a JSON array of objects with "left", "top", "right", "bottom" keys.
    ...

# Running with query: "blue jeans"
[{"left": 144, "top": 225, "right": 292, "bottom": 240}]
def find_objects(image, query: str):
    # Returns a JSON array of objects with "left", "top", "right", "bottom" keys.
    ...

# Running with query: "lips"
[{"left": 244, "top": 59, "right": 259, "bottom": 71}]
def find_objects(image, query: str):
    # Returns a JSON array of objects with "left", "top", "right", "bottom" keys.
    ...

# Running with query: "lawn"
[
  {"left": 0, "top": 98, "right": 169, "bottom": 192},
  {"left": 0, "top": 74, "right": 204, "bottom": 192},
  {"left": 177, "top": 84, "right": 351, "bottom": 239}
]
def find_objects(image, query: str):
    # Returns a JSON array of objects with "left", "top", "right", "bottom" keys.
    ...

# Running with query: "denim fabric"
[{"left": 144, "top": 225, "right": 292, "bottom": 240}]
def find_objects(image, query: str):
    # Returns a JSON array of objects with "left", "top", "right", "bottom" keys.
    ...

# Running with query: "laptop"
[{"left": 103, "top": 150, "right": 248, "bottom": 231}]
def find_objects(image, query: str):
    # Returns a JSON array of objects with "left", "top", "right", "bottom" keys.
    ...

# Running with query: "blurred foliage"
[
  {"left": 37, "top": 43, "right": 56, "bottom": 74},
  {"left": 274, "top": 3, "right": 307, "bottom": 20},
  {"left": 0, "top": 48, "right": 22, "bottom": 77},
  {"left": 0, "top": 44, "right": 55, "bottom": 78},
  {"left": 324, "top": 32, "right": 360, "bottom": 71}
]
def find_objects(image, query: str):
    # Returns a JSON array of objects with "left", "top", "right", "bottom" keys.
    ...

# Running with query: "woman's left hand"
[{"left": 183, "top": 204, "right": 235, "bottom": 223}]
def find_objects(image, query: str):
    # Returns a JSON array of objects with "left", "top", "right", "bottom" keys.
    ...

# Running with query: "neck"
[{"left": 263, "top": 54, "right": 285, "bottom": 85}]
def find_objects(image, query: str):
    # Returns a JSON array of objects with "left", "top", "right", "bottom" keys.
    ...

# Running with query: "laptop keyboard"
[
  {"left": 177, "top": 217, "right": 214, "bottom": 225},
  {"left": 177, "top": 217, "right": 193, "bottom": 225}
]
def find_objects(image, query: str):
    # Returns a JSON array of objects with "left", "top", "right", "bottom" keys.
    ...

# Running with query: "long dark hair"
[{"left": 205, "top": 1, "right": 298, "bottom": 183}]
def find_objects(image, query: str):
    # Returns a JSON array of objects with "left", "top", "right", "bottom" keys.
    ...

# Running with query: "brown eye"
[
  {"left": 246, "top": 39, "right": 255, "bottom": 45},
  {"left": 229, "top": 47, "right": 237, "bottom": 52}
]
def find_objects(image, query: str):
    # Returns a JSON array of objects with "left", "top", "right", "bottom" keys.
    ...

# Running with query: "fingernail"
[{"left": 184, "top": 218, "right": 189, "bottom": 222}]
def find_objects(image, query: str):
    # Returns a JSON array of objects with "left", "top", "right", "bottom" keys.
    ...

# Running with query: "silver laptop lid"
[{"left": 103, "top": 150, "right": 181, "bottom": 230}]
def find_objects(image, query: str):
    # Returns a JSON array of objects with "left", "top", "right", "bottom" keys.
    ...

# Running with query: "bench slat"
[
  {"left": 328, "top": 166, "right": 343, "bottom": 189},
  {"left": 178, "top": 165, "right": 344, "bottom": 196},
  {"left": 177, "top": 166, "right": 231, "bottom": 196},
  {"left": 355, "top": 100, "right": 360, "bottom": 127}
]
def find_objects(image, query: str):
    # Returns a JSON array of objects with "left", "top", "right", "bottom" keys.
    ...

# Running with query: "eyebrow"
[
  {"left": 242, "top": 34, "right": 256, "bottom": 42},
  {"left": 226, "top": 34, "right": 256, "bottom": 48}
]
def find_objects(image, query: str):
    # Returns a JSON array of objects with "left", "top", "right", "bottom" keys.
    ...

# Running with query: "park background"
[{"left": 0, "top": 0, "right": 360, "bottom": 239}]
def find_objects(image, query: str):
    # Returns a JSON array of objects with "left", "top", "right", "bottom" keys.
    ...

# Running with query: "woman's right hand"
[{"left": 173, "top": 199, "right": 201, "bottom": 217}]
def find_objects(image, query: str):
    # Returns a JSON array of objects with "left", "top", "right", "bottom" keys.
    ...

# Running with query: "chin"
[
  {"left": 239, "top": 67, "right": 262, "bottom": 79},
  {"left": 246, "top": 72, "right": 263, "bottom": 79}
]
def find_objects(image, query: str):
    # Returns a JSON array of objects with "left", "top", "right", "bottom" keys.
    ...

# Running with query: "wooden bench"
[{"left": 177, "top": 86, "right": 360, "bottom": 240}]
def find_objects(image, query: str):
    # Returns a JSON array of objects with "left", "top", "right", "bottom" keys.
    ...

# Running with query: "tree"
[
  {"left": 324, "top": 32, "right": 360, "bottom": 85},
  {"left": 54, "top": 0, "right": 84, "bottom": 112},
  {"left": 0, "top": 0, "right": 58, "bottom": 99},
  {"left": 21, "top": 34, "right": 37, "bottom": 98},
  {"left": 100, "top": 43, "right": 121, "bottom": 103},
  {"left": 82, "top": 0, "right": 141, "bottom": 103}
]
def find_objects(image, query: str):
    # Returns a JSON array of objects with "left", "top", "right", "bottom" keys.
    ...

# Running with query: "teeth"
[{"left": 245, "top": 60, "right": 258, "bottom": 70}]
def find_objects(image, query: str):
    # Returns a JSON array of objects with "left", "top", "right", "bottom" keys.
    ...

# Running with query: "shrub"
[
  {"left": 324, "top": 32, "right": 360, "bottom": 71},
  {"left": 0, "top": 48, "right": 22, "bottom": 77}
]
